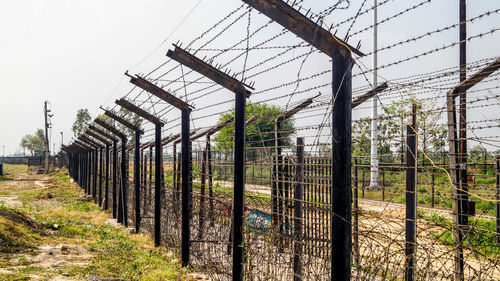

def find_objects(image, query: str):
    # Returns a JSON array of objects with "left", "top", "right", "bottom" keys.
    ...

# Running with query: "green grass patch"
[
  {"left": 69, "top": 225, "right": 189, "bottom": 280},
  {"left": 475, "top": 177, "right": 495, "bottom": 185},
  {"left": 0, "top": 206, "right": 45, "bottom": 253},
  {"left": 1, "top": 164, "right": 29, "bottom": 178},
  {"left": 427, "top": 217, "right": 500, "bottom": 257}
]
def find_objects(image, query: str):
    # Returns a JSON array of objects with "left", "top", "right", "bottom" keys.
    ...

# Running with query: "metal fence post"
[
  {"left": 208, "top": 135, "right": 214, "bottom": 227},
  {"left": 99, "top": 146, "right": 103, "bottom": 206},
  {"left": 135, "top": 130, "right": 141, "bottom": 233},
  {"left": 198, "top": 136, "right": 208, "bottom": 239},
  {"left": 405, "top": 105, "right": 418, "bottom": 281},
  {"left": 331, "top": 49, "right": 353, "bottom": 281},
  {"left": 94, "top": 147, "right": 98, "bottom": 202},
  {"left": 121, "top": 137, "right": 128, "bottom": 227},
  {"left": 113, "top": 140, "right": 118, "bottom": 218},
  {"left": 353, "top": 157, "right": 359, "bottom": 266},
  {"left": 382, "top": 171, "right": 385, "bottom": 201},
  {"left": 496, "top": 155, "right": 499, "bottom": 244},
  {"left": 154, "top": 123, "right": 162, "bottom": 246},
  {"left": 431, "top": 172, "right": 435, "bottom": 208},
  {"left": 105, "top": 143, "right": 110, "bottom": 210},
  {"left": 294, "top": 137, "right": 304, "bottom": 281},
  {"left": 181, "top": 108, "right": 192, "bottom": 265},
  {"left": 232, "top": 89, "right": 246, "bottom": 281}
]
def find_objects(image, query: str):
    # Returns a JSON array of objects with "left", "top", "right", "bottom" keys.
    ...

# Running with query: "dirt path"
[
  {"left": 0, "top": 170, "right": 95, "bottom": 280},
  {"left": 0, "top": 166, "right": 206, "bottom": 281}
]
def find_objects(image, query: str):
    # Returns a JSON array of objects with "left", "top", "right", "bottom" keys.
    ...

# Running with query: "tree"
[
  {"left": 35, "top": 128, "right": 45, "bottom": 141},
  {"left": 380, "top": 96, "right": 447, "bottom": 160},
  {"left": 352, "top": 96, "right": 446, "bottom": 164},
  {"left": 20, "top": 130, "right": 44, "bottom": 156},
  {"left": 469, "top": 145, "right": 489, "bottom": 162},
  {"left": 72, "top": 109, "right": 92, "bottom": 138},
  {"left": 352, "top": 117, "right": 392, "bottom": 161},
  {"left": 214, "top": 103, "right": 295, "bottom": 151}
]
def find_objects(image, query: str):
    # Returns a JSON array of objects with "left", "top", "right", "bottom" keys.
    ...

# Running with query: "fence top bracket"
[
  {"left": 86, "top": 130, "right": 110, "bottom": 145},
  {"left": 115, "top": 98, "right": 165, "bottom": 126},
  {"left": 450, "top": 57, "right": 500, "bottom": 97},
  {"left": 140, "top": 140, "right": 155, "bottom": 150},
  {"left": 94, "top": 119, "right": 126, "bottom": 139},
  {"left": 73, "top": 141, "right": 91, "bottom": 151},
  {"left": 351, "top": 82, "right": 389, "bottom": 109},
  {"left": 101, "top": 107, "right": 145, "bottom": 134},
  {"left": 66, "top": 143, "right": 85, "bottom": 152},
  {"left": 167, "top": 45, "right": 253, "bottom": 98},
  {"left": 242, "top": 0, "right": 364, "bottom": 58},
  {"left": 126, "top": 72, "right": 194, "bottom": 112},
  {"left": 174, "top": 130, "right": 198, "bottom": 145},
  {"left": 276, "top": 94, "right": 320, "bottom": 123},
  {"left": 79, "top": 136, "right": 103, "bottom": 148},
  {"left": 161, "top": 133, "right": 179, "bottom": 146},
  {"left": 88, "top": 125, "right": 117, "bottom": 142}
]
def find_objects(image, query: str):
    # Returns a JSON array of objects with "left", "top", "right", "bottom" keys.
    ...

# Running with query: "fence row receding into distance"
[{"left": 59, "top": 0, "right": 500, "bottom": 280}]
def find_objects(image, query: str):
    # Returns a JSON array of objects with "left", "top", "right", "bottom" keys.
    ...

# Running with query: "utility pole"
[
  {"left": 61, "top": 132, "right": 64, "bottom": 148},
  {"left": 43, "top": 101, "right": 51, "bottom": 173},
  {"left": 370, "top": 0, "right": 379, "bottom": 189}
]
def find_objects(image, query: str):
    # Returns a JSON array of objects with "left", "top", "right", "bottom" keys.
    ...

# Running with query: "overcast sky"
[
  {"left": 0, "top": 0, "right": 217, "bottom": 155},
  {"left": 1, "top": 0, "right": 499, "bottom": 156}
]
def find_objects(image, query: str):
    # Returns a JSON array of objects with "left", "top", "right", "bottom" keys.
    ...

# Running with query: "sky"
[{"left": 1, "top": 0, "right": 499, "bottom": 156}]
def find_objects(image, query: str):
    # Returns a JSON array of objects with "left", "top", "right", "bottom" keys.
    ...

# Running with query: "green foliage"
[
  {"left": 72, "top": 108, "right": 92, "bottom": 138},
  {"left": 469, "top": 145, "right": 493, "bottom": 163},
  {"left": 353, "top": 96, "right": 447, "bottom": 161},
  {"left": 214, "top": 103, "right": 295, "bottom": 151},
  {"left": 430, "top": 218, "right": 499, "bottom": 256},
  {"left": 78, "top": 225, "right": 185, "bottom": 281},
  {"left": 19, "top": 129, "right": 45, "bottom": 156},
  {"left": 352, "top": 117, "right": 392, "bottom": 158}
]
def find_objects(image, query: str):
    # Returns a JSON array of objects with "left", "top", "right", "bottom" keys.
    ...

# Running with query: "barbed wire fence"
[{"left": 60, "top": 0, "right": 500, "bottom": 280}]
